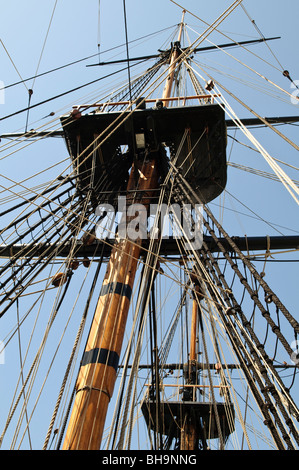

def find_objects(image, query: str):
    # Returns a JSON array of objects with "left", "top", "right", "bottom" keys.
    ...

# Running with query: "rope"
[
  {"left": 1, "top": 2, "right": 298, "bottom": 448},
  {"left": 227, "top": 162, "right": 299, "bottom": 187},
  {"left": 31, "top": 0, "right": 58, "bottom": 90},
  {"left": 0, "top": 25, "right": 176, "bottom": 92},
  {"left": 43, "top": 256, "right": 103, "bottom": 449},
  {"left": 198, "top": 249, "right": 295, "bottom": 449},
  {"left": 185, "top": 60, "right": 299, "bottom": 205},
  {"left": 0, "top": 271, "right": 72, "bottom": 448},
  {"left": 198, "top": 172, "right": 299, "bottom": 334},
  {"left": 0, "top": 61, "right": 146, "bottom": 123},
  {"left": 197, "top": 303, "right": 225, "bottom": 450},
  {"left": 240, "top": 2, "right": 298, "bottom": 91},
  {"left": 8, "top": 190, "right": 96, "bottom": 448},
  {"left": 122, "top": 0, "right": 132, "bottom": 102}
]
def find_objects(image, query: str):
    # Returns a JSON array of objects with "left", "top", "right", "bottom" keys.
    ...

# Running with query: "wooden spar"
[
  {"left": 62, "top": 11, "right": 187, "bottom": 450},
  {"left": 62, "top": 158, "right": 158, "bottom": 450},
  {"left": 162, "top": 10, "right": 185, "bottom": 106},
  {"left": 180, "top": 284, "right": 199, "bottom": 450}
]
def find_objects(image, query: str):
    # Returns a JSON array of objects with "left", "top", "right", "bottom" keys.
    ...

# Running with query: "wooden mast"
[
  {"left": 180, "top": 284, "right": 200, "bottom": 450},
  {"left": 62, "top": 12, "right": 186, "bottom": 451}
]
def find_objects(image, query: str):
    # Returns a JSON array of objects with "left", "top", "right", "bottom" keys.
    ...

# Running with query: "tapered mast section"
[
  {"left": 162, "top": 10, "right": 185, "bottom": 106},
  {"left": 62, "top": 14, "right": 186, "bottom": 451},
  {"left": 62, "top": 160, "right": 158, "bottom": 449}
]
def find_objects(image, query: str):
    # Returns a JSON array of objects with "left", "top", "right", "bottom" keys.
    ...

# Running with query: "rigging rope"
[
  {"left": 151, "top": 151, "right": 299, "bottom": 448},
  {"left": 31, "top": 0, "right": 58, "bottom": 91},
  {"left": 240, "top": 3, "right": 299, "bottom": 91},
  {"left": 0, "top": 39, "right": 29, "bottom": 92},
  {"left": 0, "top": 61, "right": 148, "bottom": 123}
]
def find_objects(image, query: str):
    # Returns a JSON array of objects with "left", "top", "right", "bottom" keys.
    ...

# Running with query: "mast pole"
[
  {"left": 62, "top": 158, "right": 158, "bottom": 450},
  {"left": 164, "top": 10, "right": 200, "bottom": 450},
  {"left": 162, "top": 10, "right": 185, "bottom": 106},
  {"left": 62, "top": 10, "right": 186, "bottom": 451},
  {"left": 180, "top": 284, "right": 200, "bottom": 450}
]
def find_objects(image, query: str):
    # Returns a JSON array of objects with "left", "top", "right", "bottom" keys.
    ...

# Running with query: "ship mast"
[
  {"left": 162, "top": 9, "right": 185, "bottom": 106},
  {"left": 62, "top": 12, "right": 186, "bottom": 451}
]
